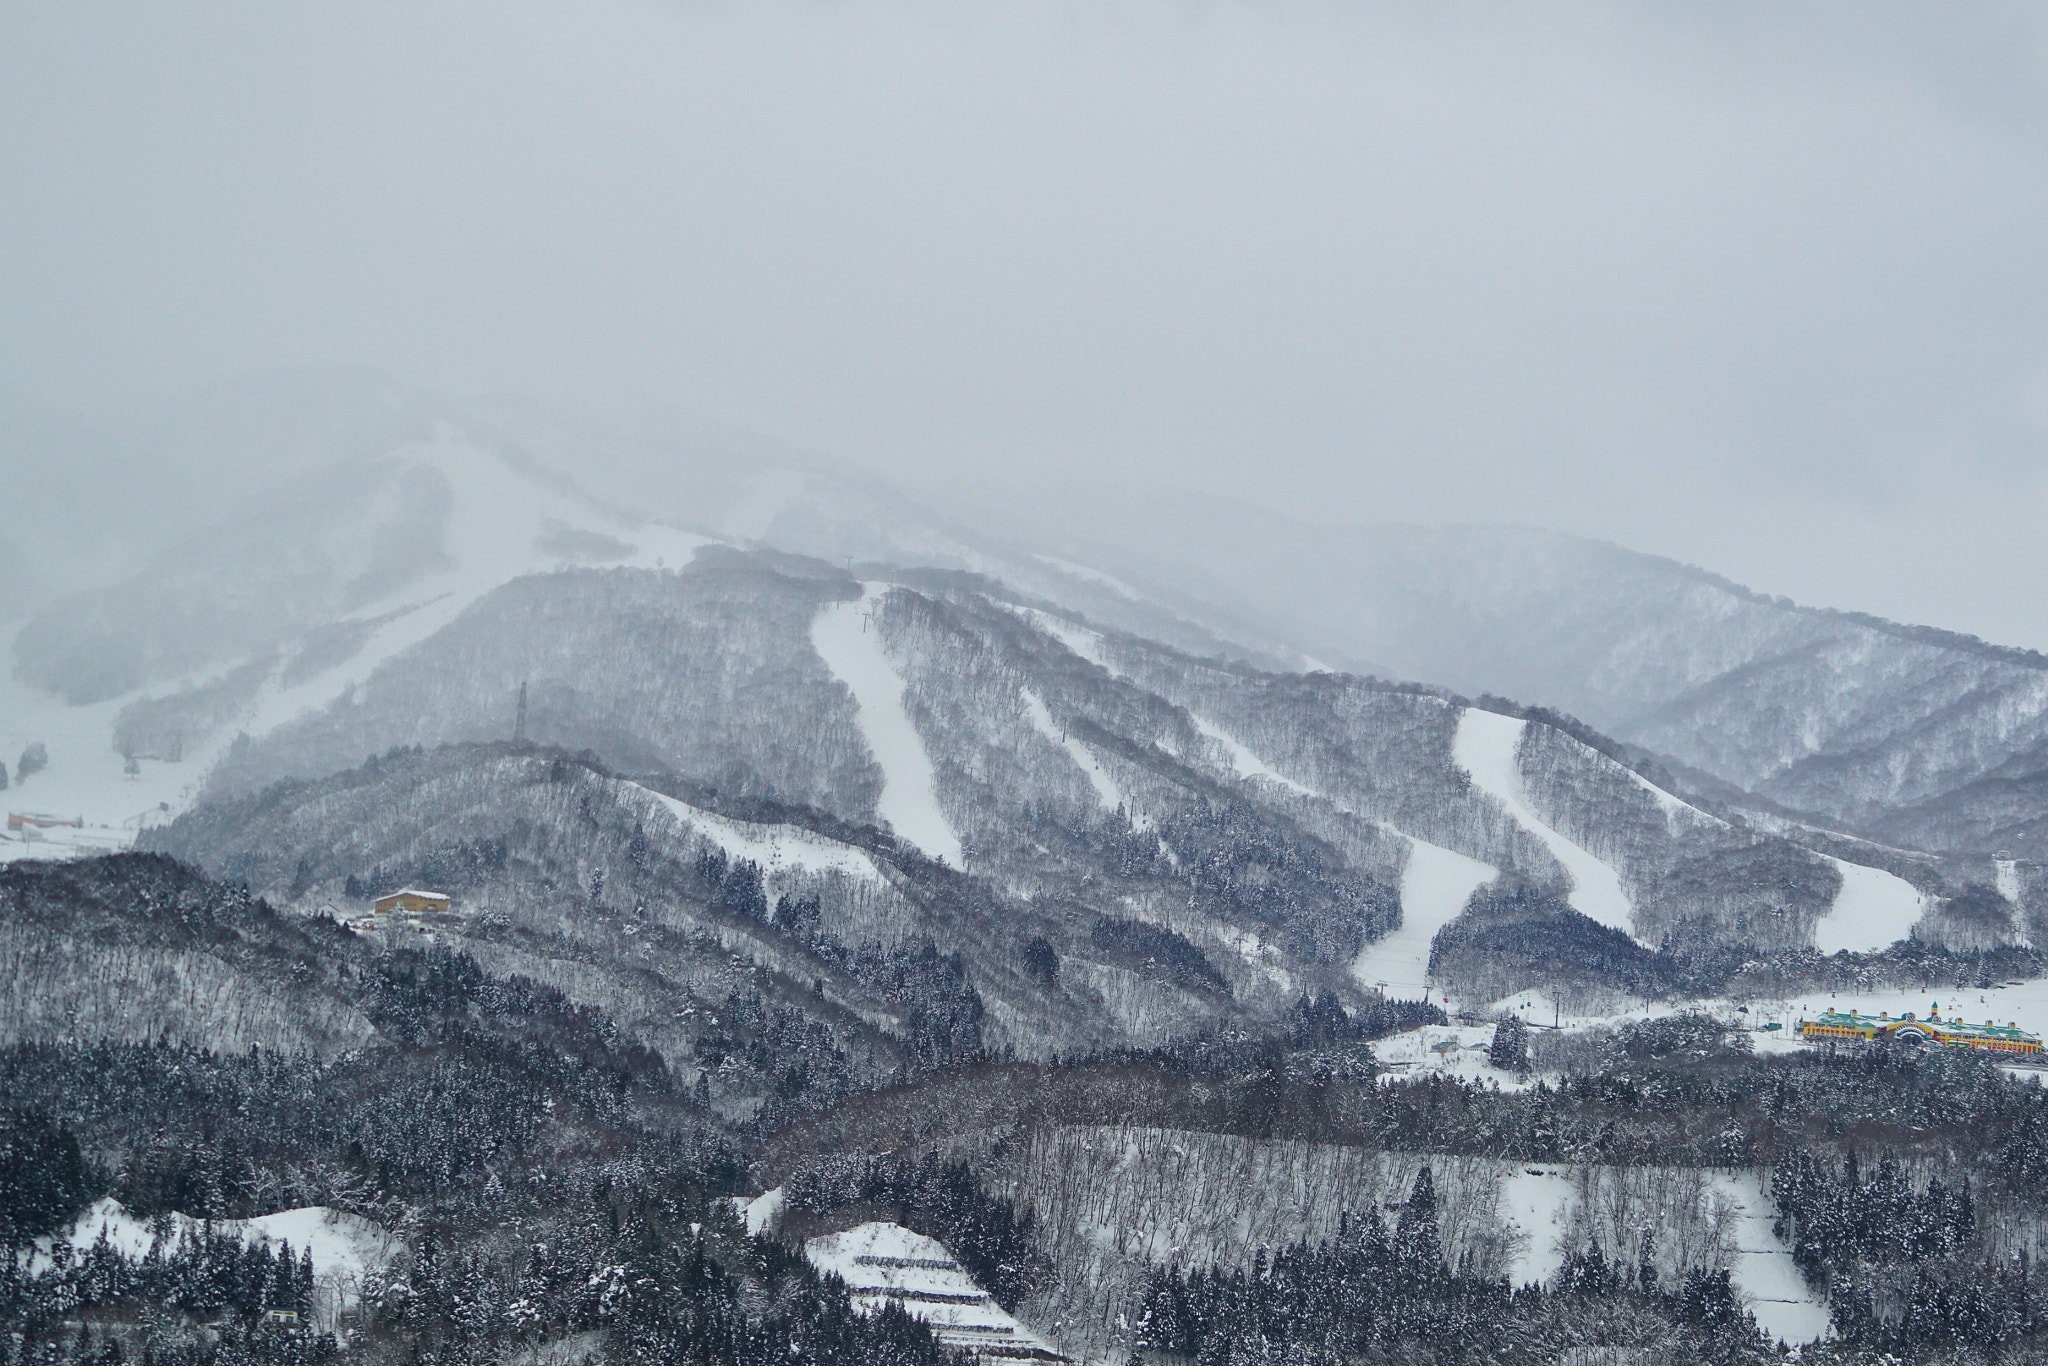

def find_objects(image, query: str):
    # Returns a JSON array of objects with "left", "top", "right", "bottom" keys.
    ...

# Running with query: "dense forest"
[{"left": 13, "top": 856, "right": 2048, "bottom": 1363}]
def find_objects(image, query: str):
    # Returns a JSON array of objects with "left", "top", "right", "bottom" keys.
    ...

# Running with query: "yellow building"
[
  {"left": 373, "top": 888, "right": 452, "bottom": 915},
  {"left": 1799, "top": 1008, "right": 2041, "bottom": 1057}
]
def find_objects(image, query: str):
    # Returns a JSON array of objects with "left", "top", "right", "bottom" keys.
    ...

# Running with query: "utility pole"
[{"left": 515, "top": 680, "right": 528, "bottom": 742}]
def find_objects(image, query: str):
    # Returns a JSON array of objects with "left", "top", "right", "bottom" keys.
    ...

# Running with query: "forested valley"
[{"left": 10, "top": 854, "right": 2048, "bottom": 1364}]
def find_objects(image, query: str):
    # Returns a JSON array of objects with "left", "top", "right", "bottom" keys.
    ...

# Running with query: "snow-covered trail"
[
  {"left": 810, "top": 585, "right": 962, "bottom": 865},
  {"left": 1453, "top": 708, "right": 1640, "bottom": 941},
  {"left": 1352, "top": 837, "right": 1498, "bottom": 999},
  {"left": 635, "top": 783, "right": 886, "bottom": 884},
  {"left": 1021, "top": 686, "right": 1134, "bottom": 819},
  {"left": 1811, "top": 856, "right": 1929, "bottom": 954},
  {"left": 1176, "top": 707, "right": 1497, "bottom": 1002},
  {"left": 1713, "top": 1172, "right": 1830, "bottom": 1345}
]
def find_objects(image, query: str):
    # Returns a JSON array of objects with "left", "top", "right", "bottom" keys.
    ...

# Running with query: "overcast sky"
[{"left": 5, "top": 3, "right": 2048, "bottom": 644}]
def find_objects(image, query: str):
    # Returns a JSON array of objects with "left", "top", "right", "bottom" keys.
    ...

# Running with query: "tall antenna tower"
[{"left": 515, "top": 679, "right": 528, "bottom": 742}]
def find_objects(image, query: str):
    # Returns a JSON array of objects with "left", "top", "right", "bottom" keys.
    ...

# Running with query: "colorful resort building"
[
  {"left": 372, "top": 887, "right": 453, "bottom": 915},
  {"left": 1799, "top": 1006, "right": 2043, "bottom": 1057}
]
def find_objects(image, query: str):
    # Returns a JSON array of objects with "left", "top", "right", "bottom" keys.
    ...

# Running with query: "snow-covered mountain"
[
  {"left": 1003, "top": 502, "right": 2048, "bottom": 863},
  {"left": 8, "top": 372, "right": 2044, "bottom": 1043}
]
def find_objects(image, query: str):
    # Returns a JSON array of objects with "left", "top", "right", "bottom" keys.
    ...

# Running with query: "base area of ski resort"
[{"left": 1800, "top": 1007, "right": 2044, "bottom": 1056}]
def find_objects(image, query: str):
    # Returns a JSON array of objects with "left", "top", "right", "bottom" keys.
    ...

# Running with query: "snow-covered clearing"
[
  {"left": 1453, "top": 708, "right": 1640, "bottom": 941},
  {"left": 0, "top": 655, "right": 219, "bottom": 864},
  {"left": 1352, "top": 838, "right": 1497, "bottom": 1001},
  {"left": 636, "top": 784, "right": 884, "bottom": 883},
  {"left": 39, "top": 1198, "right": 398, "bottom": 1325},
  {"left": 1484, "top": 1167, "right": 1825, "bottom": 1343},
  {"left": 1810, "top": 856, "right": 1929, "bottom": 954},
  {"left": 1021, "top": 687, "right": 1132, "bottom": 820},
  {"left": 1373, "top": 1023, "right": 1543, "bottom": 1090},
  {"left": 810, "top": 585, "right": 961, "bottom": 865},
  {"left": 1496, "top": 1166, "right": 1577, "bottom": 1286},
  {"left": 741, "top": 1187, "right": 785, "bottom": 1236},
  {"left": 805, "top": 1222, "right": 1060, "bottom": 1360}
]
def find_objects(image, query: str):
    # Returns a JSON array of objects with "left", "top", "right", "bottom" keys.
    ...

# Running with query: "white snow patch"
[
  {"left": 1454, "top": 708, "right": 1640, "bottom": 941},
  {"left": 1021, "top": 687, "right": 1132, "bottom": 820},
  {"left": 1352, "top": 837, "right": 1498, "bottom": 1000},
  {"left": 805, "top": 1221, "right": 1060, "bottom": 1359},
  {"left": 1031, "top": 553, "right": 1143, "bottom": 602},
  {"left": 811, "top": 585, "right": 961, "bottom": 865},
  {"left": 1497, "top": 1167, "right": 1576, "bottom": 1287},
  {"left": 1811, "top": 856, "right": 1928, "bottom": 954},
  {"left": 1016, "top": 606, "right": 1115, "bottom": 672},
  {"left": 42, "top": 1198, "right": 398, "bottom": 1321},
  {"left": 1712, "top": 1172, "right": 1830, "bottom": 1344},
  {"left": 1999, "top": 858, "right": 2024, "bottom": 905},
  {"left": 638, "top": 785, "right": 884, "bottom": 883},
  {"left": 1189, "top": 714, "right": 1314, "bottom": 797},
  {"left": 742, "top": 1187, "right": 785, "bottom": 1236}
]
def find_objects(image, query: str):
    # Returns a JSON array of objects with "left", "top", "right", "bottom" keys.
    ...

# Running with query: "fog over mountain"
[{"left": 7, "top": 6, "right": 2048, "bottom": 1363}]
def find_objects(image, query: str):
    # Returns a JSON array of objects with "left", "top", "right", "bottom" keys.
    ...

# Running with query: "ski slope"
[
  {"left": 1191, "top": 714, "right": 1315, "bottom": 797},
  {"left": 805, "top": 1222, "right": 1061, "bottom": 1360},
  {"left": 1015, "top": 605, "right": 1115, "bottom": 672},
  {"left": 810, "top": 585, "right": 962, "bottom": 865},
  {"left": 1713, "top": 1172, "right": 1831, "bottom": 1344},
  {"left": 1021, "top": 687, "right": 1131, "bottom": 818},
  {"left": 637, "top": 784, "right": 885, "bottom": 883},
  {"left": 1352, "top": 837, "right": 1498, "bottom": 1000},
  {"left": 1811, "top": 855, "right": 1929, "bottom": 954},
  {"left": 1453, "top": 708, "right": 1640, "bottom": 941},
  {"left": 1179, "top": 710, "right": 1498, "bottom": 1002},
  {"left": 2, "top": 433, "right": 711, "bottom": 863}
]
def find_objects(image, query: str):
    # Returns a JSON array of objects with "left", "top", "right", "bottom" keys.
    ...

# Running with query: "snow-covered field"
[
  {"left": 804, "top": 1221, "right": 1061, "bottom": 1360},
  {"left": 810, "top": 585, "right": 961, "bottom": 865},
  {"left": 38, "top": 1197, "right": 400, "bottom": 1328},
  {"left": 1495, "top": 1166, "right": 1577, "bottom": 1286},
  {"left": 1485, "top": 1166, "right": 1826, "bottom": 1343},
  {"left": 1453, "top": 708, "right": 1639, "bottom": 941}
]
